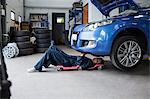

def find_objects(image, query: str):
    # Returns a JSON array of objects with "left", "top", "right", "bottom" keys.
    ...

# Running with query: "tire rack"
[
  {"left": 13, "top": 31, "right": 34, "bottom": 56},
  {"left": 35, "top": 29, "right": 52, "bottom": 53}
]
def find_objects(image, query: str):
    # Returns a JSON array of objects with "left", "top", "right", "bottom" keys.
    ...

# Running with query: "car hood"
[{"left": 90, "top": 0, "right": 139, "bottom": 16}]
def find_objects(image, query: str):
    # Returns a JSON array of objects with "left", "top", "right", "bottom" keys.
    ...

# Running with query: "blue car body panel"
[
  {"left": 71, "top": 0, "right": 150, "bottom": 56},
  {"left": 74, "top": 24, "right": 86, "bottom": 32}
]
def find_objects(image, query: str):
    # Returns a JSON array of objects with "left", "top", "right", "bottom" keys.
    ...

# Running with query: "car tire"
[
  {"left": 17, "top": 42, "right": 33, "bottom": 49},
  {"left": 19, "top": 48, "right": 34, "bottom": 56},
  {"left": 36, "top": 43, "right": 50, "bottom": 48},
  {"left": 110, "top": 36, "right": 143, "bottom": 71},
  {"left": 14, "top": 36, "right": 30, "bottom": 42},
  {"left": 36, "top": 38, "right": 51, "bottom": 43},
  {"left": 36, "top": 48, "right": 48, "bottom": 53},
  {"left": 35, "top": 29, "right": 51, "bottom": 34},
  {"left": 13, "top": 31, "right": 30, "bottom": 37},
  {"left": 35, "top": 33, "right": 50, "bottom": 39}
]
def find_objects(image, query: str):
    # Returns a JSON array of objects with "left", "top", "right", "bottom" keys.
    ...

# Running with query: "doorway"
[{"left": 52, "top": 13, "right": 65, "bottom": 45}]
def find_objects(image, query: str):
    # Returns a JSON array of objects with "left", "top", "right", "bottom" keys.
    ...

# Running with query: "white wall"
[
  {"left": 6, "top": 0, "right": 24, "bottom": 33},
  {"left": 82, "top": 0, "right": 104, "bottom": 23},
  {"left": 25, "top": 8, "right": 69, "bottom": 30},
  {"left": 88, "top": 0, "right": 119, "bottom": 22},
  {"left": 88, "top": 0, "right": 105, "bottom": 23},
  {"left": 25, "top": 0, "right": 79, "bottom": 30},
  {"left": 25, "top": 0, "right": 79, "bottom": 8},
  {"left": 82, "top": 0, "right": 88, "bottom": 6}
]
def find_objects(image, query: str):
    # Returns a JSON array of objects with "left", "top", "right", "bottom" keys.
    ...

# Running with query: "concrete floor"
[{"left": 5, "top": 46, "right": 150, "bottom": 99}]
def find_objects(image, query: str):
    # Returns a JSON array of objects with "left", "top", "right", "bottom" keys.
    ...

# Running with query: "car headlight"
[
  {"left": 83, "top": 20, "right": 114, "bottom": 31},
  {"left": 81, "top": 40, "right": 96, "bottom": 48}
]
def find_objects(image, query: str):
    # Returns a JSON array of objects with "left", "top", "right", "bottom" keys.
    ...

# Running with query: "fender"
[{"left": 110, "top": 25, "right": 148, "bottom": 52}]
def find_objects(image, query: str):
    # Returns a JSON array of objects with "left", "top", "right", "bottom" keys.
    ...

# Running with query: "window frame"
[
  {"left": 11, "top": 11, "right": 15, "bottom": 21},
  {"left": 18, "top": 15, "right": 22, "bottom": 23},
  {"left": 56, "top": 17, "right": 65, "bottom": 24}
]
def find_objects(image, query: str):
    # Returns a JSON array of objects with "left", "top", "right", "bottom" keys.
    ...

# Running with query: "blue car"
[{"left": 71, "top": 0, "right": 150, "bottom": 70}]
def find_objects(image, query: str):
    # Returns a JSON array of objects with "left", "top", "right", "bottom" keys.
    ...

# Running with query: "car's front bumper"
[{"left": 71, "top": 29, "right": 113, "bottom": 56}]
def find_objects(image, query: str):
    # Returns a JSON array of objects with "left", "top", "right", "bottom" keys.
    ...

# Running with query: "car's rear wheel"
[{"left": 111, "top": 36, "right": 143, "bottom": 71}]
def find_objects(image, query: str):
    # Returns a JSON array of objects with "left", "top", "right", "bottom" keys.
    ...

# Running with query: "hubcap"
[{"left": 117, "top": 41, "right": 141, "bottom": 67}]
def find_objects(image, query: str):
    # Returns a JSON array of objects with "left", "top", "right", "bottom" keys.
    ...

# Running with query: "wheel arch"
[{"left": 111, "top": 27, "right": 148, "bottom": 54}]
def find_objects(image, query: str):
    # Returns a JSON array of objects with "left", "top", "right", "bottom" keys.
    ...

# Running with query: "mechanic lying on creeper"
[{"left": 28, "top": 44, "right": 104, "bottom": 73}]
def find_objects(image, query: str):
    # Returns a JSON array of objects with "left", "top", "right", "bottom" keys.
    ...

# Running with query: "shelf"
[
  {"left": 30, "top": 13, "right": 49, "bottom": 29},
  {"left": 69, "top": 5, "right": 83, "bottom": 27}
]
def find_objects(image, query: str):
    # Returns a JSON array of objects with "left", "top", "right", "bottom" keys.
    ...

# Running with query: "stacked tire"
[
  {"left": 13, "top": 31, "right": 34, "bottom": 56},
  {"left": 35, "top": 29, "right": 52, "bottom": 53}
]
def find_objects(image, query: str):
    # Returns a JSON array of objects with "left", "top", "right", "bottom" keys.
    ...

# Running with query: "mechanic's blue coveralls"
[{"left": 34, "top": 46, "right": 94, "bottom": 71}]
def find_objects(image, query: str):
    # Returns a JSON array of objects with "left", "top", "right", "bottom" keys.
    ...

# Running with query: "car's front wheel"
[{"left": 111, "top": 36, "right": 143, "bottom": 71}]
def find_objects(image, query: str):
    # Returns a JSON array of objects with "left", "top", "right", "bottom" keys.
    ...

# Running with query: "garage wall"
[
  {"left": 82, "top": 0, "right": 88, "bottom": 6},
  {"left": 83, "top": 4, "right": 88, "bottom": 24},
  {"left": 81, "top": 0, "right": 104, "bottom": 23},
  {"left": 25, "top": 0, "right": 79, "bottom": 30},
  {"left": 25, "top": 0, "right": 79, "bottom": 8},
  {"left": 88, "top": 0, "right": 105, "bottom": 23},
  {"left": 6, "top": 0, "right": 24, "bottom": 33},
  {"left": 88, "top": 0, "right": 119, "bottom": 23},
  {"left": 25, "top": 8, "right": 69, "bottom": 30}
]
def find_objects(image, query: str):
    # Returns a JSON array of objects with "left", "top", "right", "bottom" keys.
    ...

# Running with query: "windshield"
[{"left": 133, "top": 0, "right": 150, "bottom": 8}]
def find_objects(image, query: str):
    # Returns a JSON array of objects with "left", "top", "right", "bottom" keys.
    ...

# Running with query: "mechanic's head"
[{"left": 92, "top": 58, "right": 104, "bottom": 64}]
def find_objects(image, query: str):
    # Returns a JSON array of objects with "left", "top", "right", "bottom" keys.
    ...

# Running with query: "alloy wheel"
[{"left": 117, "top": 41, "right": 142, "bottom": 67}]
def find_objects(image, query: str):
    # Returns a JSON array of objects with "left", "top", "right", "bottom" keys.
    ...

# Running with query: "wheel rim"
[{"left": 117, "top": 40, "right": 142, "bottom": 67}]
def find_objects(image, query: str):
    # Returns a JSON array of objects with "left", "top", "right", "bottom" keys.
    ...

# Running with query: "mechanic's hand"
[{"left": 80, "top": 53, "right": 87, "bottom": 57}]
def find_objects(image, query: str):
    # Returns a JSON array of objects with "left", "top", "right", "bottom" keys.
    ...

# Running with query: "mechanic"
[{"left": 28, "top": 44, "right": 103, "bottom": 73}]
